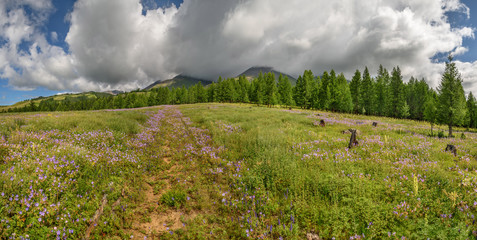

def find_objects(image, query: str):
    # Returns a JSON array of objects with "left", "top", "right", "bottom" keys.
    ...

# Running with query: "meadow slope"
[{"left": 0, "top": 103, "right": 476, "bottom": 239}]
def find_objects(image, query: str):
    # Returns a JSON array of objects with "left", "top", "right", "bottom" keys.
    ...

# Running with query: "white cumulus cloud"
[{"left": 0, "top": 0, "right": 476, "bottom": 96}]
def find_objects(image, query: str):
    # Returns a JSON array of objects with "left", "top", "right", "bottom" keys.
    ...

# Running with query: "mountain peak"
[
  {"left": 236, "top": 66, "right": 297, "bottom": 85},
  {"left": 144, "top": 75, "right": 213, "bottom": 90}
]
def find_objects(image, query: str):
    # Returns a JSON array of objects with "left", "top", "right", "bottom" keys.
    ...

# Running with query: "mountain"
[
  {"left": 103, "top": 90, "right": 124, "bottom": 95},
  {"left": 144, "top": 75, "right": 213, "bottom": 90},
  {"left": 236, "top": 66, "right": 297, "bottom": 85}
]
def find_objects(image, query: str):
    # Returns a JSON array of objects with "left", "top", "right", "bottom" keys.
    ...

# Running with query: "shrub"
[
  {"left": 438, "top": 131, "right": 445, "bottom": 138},
  {"left": 160, "top": 189, "right": 186, "bottom": 208},
  {"left": 13, "top": 118, "right": 26, "bottom": 128}
]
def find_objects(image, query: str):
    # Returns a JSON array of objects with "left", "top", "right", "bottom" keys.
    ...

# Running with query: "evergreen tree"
[
  {"left": 375, "top": 65, "right": 388, "bottom": 116},
  {"left": 350, "top": 69, "right": 361, "bottom": 113},
  {"left": 360, "top": 67, "right": 375, "bottom": 115},
  {"left": 413, "top": 79, "right": 430, "bottom": 120},
  {"left": 277, "top": 74, "right": 293, "bottom": 107},
  {"left": 465, "top": 92, "right": 476, "bottom": 129},
  {"left": 226, "top": 79, "right": 238, "bottom": 102},
  {"left": 337, "top": 73, "right": 353, "bottom": 113},
  {"left": 238, "top": 75, "right": 250, "bottom": 103},
  {"left": 318, "top": 71, "right": 331, "bottom": 110},
  {"left": 293, "top": 76, "right": 305, "bottom": 108},
  {"left": 188, "top": 85, "right": 197, "bottom": 103},
  {"left": 390, "top": 67, "right": 406, "bottom": 118},
  {"left": 263, "top": 73, "right": 277, "bottom": 107},
  {"left": 134, "top": 93, "right": 148, "bottom": 108},
  {"left": 381, "top": 67, "right": 392, "bottom": 117},
  {"left": 148, "top": 91, "right": 157, "bottom": 106},
  {"left": 405, "top": 77, "right": 429, "bottom": 120},
  {"left": 424, "top": 90, "right": 438, "bottom": 135},
  {"left": 29, "top": 100, "right": 37, "bottom": 112},
  {"left": 196, "top": 82, "right": 207, "bottom": 103},
  {"left": 302, "top": 70, "right": 314, "bottom": 109},
  {"left": 217, "top": 77, "right": 226, "bottom": 102},
  {"left": 179, "top": 86, "right": 189, "bottom": 104},
  {"left": 207, "top": 83, "right": 218, "bottom": 103},
  {"left": 250, "top": 75, "right": 265, "bottom": 105},
  {"left": 328, "top": 70, "right": 341, "bottom": 112},
  {"left": 310, "top": 76, "right": 321, "bottom": 110},
  {"left": 437, "top": 55, "right": 467, "bottom": 137}
]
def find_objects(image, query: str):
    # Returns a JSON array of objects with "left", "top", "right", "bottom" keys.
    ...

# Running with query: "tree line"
[{"left": 5, "top": 56, "right": 477, "bottom": 136}]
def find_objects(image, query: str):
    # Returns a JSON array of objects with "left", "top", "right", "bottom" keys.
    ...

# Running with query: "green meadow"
[{"left": 0, "top": 103, "right": 476, "bottom": 239}]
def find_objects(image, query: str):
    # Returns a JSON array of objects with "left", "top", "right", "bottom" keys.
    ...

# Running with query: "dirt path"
[
  {"left": 125, "top": 108, "right": 203, "bottom": 239},
  {"left": 127, "top": 146, "right": 187, "bottom": 239}
]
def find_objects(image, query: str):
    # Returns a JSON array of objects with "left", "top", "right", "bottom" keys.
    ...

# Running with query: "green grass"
[
  {"left": 161, "top": 189, "right": 187, "bottom": 208},
  {"left": 0, "top": 103, "right": 476, "bottom": 239},
  {"left": 181, "top": 103, "right": 477, "bottom": 239}
]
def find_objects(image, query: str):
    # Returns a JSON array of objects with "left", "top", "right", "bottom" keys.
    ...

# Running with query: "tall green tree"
[
  {"left": 360, "top": 67, "right": 375, "bottom": 115},
  {"left": 310, "top": 76, "right": 321, "bottom": 110},
  {"left": 293, "top": 76, "right": 305, "bottom": 108},
  {"left": 238, "top": 75, "right": 250, "bottom": 103},
  {"left": 328, "top": 70, "right": 341, "bottom": 112},
  {"left": 196, "top": 82, "right": 207, "bottom": 103},
  {"left": 375, "top": 65, "right": 389, "bottom": 116},
  {"left": 29, "top": 100, "right": 37, "bottom": 112},
  {"left": 277, "top": 74, "right": 293, "bottom": 107},
  {"left": 350, "top": 70, "right": 361, "bottom": 113},
  {"left": 250, "top": 74, "right": 265, "bottom": 105},
  {"left": 424, "top": 90, "right": 438, "bottom": 135},
  {"left": 318, "top": 71, "right": 331, "bottom": 110},
  {"left": 336, "top": 73, "right": 353, "bottom": 113},
  {"left": 264, "top": 73, "right": 278, "bottom": 107},
  {"left": 437, "top": 55, "right": 467, "bottom": 137},
  {"left": 302, "top": 70, "right": 314, "bottom": 109},
  {"left": 405, "top": 77, "right": 429, "bottom": 120},
  {"left": 465, "top": 92, "right": 476, "bottom": 129},
  {"left": 294, "top": 70, "right": 313, "bottom": 109},
  {"left": 390, "top": 66, "right": 406, "bottom": 118},
  {"left": 207, "top": 83, "right": 218, "bottom": 103}
]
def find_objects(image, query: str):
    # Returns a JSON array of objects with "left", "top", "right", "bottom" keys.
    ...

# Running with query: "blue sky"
[
  {"left": 0, "top": 0, "right": 476, "bottom": 105},
  {"left": 0, "top": 0, "right": 184, "bottom": 105},
  {"left": 449, "top": 0, "right": 477, "bottom": 63}
]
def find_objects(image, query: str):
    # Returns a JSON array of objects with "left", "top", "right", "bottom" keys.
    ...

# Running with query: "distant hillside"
[
  {"left": 144, "top": 75, "right": 213, "bottom": 90},
  {"left": 237, "top": 66, "right": 297, "bottom": 85},
  {"left": 103, "top": 90, "right": 124, "bottom": 95},
  {"left": 0, "top": 91, "right": 114, "bottom": 111}
]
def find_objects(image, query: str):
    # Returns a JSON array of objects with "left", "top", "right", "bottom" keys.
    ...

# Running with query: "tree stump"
[
  {"left": 342, "top": 129, "right": 351, "bottom": 134},
  {"left": 372, "top": 122, "right": 378, "bottom": 127},
  {"left": 445, "top": 144, "right": 457, "bottom": 156},
  {"left": 306, "top": 233, "right": 321, "bottom": 240},
  {"left": 319, "top": 120, "right": 325, "bottom": 127},
  {"left": 348, "top": 129, "right": 358, "bottom": 148}
]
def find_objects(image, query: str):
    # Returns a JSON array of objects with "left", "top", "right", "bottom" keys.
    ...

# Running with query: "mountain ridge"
[
  {"left": 143, "top": 75, "right": 213, "bottom": 90},
  {"left": 236, "top": 66, "right": 297, "bottom": 85}
]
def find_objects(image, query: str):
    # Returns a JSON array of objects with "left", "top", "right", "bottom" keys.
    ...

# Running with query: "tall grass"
[{"left": 182, "top": 103, "right": 477, "bottom": 239}]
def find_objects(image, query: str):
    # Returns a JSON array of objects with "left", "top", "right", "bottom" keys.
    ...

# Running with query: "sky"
[{"left": 0, "top": 0, "right": 476, "bottom": 105}]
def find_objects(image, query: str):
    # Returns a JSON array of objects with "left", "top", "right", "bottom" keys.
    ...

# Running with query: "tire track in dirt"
[{"left": 126, "top": 107, "right": 200, "bottom": 239}]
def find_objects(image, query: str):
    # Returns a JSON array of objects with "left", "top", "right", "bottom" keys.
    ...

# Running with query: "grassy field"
[{"left": 0, "top": 103, "right": 476, "bottom": 239}]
